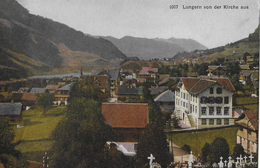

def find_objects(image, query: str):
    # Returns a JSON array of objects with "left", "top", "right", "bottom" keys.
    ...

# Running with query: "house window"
[
  {"left": 202, "top": 119, "right": 207, "bottom": 125},
  {"left": 224, "top": 119, "right": 229, "bottom": 125},
  {"left": 200, "top": 97, "right": 207, "bottom": 104},
  {"left": 216, "top": 88, "right": 222, "bottom": 94},
  {"left": 208, "top": 97, "right": 215, "bottom": 104},
  {"left": 217, "top": 119, "right": 222, "bottom": 125},
  {"left": 209, "top": 107, "right": 214, "bottom": 115},
  {"left": 201, "top": 107, "right": 206, "bottom": 115},
  {"left": 190, "top": 105, "right": 192, "bottom": 112},
  {"left": 210, "top": 88, "right": 214, "bottom": 94},
  {"left": 217, "top": 107, "right": 222, "bottom": 115},
  {"left": 186, "top": 93, "right": 188, "bottom": 100},
  {"left": 209, "top": 119, "right": 214, "bottom": 125},
  {"left": 224, "top": 107, "right": 229, "bottom": 115},
  {"left": 193, "top": 105, "right": 194, "bottom": 112},
  {"left": 195, "top": 106, "right": 197, "bottom": 113},
  {"left": 183, "top": 93, "right": 185, "bottom": 99},
  {"left": 183, "top": 102, "right": 185, "bottom": 107},
  {"left": 195, "top": 96, "right": 197, "bottom": 103},
  {"left": 186, "top": 103, "right": 188, "bottom": 108},
  {"left": 248, "top": 130, "right": 251, "bottom": 135},
  {"left": 224, "top": 97, "right": 229, "bottom": 104},
  {"left": 215, "top": 97, "right": 223, "bottom": 104}
]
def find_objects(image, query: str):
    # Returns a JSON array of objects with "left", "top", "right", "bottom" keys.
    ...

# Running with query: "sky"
[{"left": 17, "top": 0, "right": 259, "bottom": 49}]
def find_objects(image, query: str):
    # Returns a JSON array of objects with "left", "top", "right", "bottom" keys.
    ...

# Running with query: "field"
[
  {"left": 234, "top": 96, "right": 259, "bottom": 111},
  {"left": 168, "top": 127, "right": 239, "bottom": 156},
  {"left": 14, "top": 106, "right": 65, "bottom": 162}
]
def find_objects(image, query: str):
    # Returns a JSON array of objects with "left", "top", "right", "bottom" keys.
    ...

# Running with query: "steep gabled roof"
[
  {"left": 57, "top": 83, "right": 74, "bottom": 91},
  {"left": 154, "top": 90, "right": 175, "bottom": 102},
  {"left": 0, "top": 103, "right": 22, "bottom": 115},
  {"left": 102, "top": 103, "right": 148, "bottom": 128},
  {"left": 90, "top": 76, "right": 109, "bottom": 89},
  {"left": 212, "top": 78, "right": 235, "bottom": 92},
  {"left": 180, "top": 78, "right": 235, "bottom": 94},
  {"left": 189, "top": 79, "right": 216, "bottom": 94},
  {"left": 181, "top": 78, "right": 200, "bottom": 91},
  {"left": 236, "top": 110, "right": 258, "bottom": 131}
]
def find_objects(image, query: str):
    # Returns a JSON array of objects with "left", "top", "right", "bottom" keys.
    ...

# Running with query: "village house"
[
  {"left": 89, "top": 70, "right": 120, "bottom": 97},
  {"left": 239, "top": 70, "right": 253, "bottom": 85},
  {"left": 207, "top": 65, "right": 226, "bottom": 76},
  {"left": 45, "top": 85, "right": 60, "bottom": 94},
  {"left": 154, "top": 90, "right": 175, "bottom": 117},
  {"left": 116, "top": 87, "right": 143, "bottom": 102},
  {"left": 236, "top": 110, "right": 258, "bottom": 154},
  {"left": 0, "top": 103, "right": 23, "bottom": 125},
  {"left": 174, "top": 78, "right": 236, "bottom": 128},
  {"left": 21, "top": 93, "right": 37, "bottom": 110},
  {"left": 139, "top": 67, "right": 158, "bottom": 81},
  {"left": 102, "top": 103, "right": 148, "bottom": 142},
  {"left": 54, "top": 83, "right": 74, "bottom": 105}
]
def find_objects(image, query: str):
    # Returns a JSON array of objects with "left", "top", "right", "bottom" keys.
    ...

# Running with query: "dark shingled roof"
[
  {"left": 0, "top": 103, "right": 22, "bottom": 115},
  {"left": 154, "top": 90, "right": 175, "bottom": 102},
  {"left": 57, "top": 83, "right": 74, "bottom": 91},
  {"left": 150, "top": 86, "right": 168, "bottom": 95},
  {"left": 30, "top": 88, "right": 45, "bottom": 94},
  {"left": 90, "top": 70, "right": 119, "bottom": 81},
  {"left": 116, "top": 87, "right": 143, "bottom": 95},
  {"left": 10, "top": 93, "right": 23, "bottom": 101}
]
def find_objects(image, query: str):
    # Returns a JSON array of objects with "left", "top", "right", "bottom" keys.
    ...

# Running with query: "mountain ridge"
[{"left": 103, "top": 36, "right": 207, "bottom": 60}]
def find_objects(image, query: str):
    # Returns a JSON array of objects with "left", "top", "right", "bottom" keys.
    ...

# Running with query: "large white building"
[{"left": 174, "top": 78, "right": 236, "bottom": 128}]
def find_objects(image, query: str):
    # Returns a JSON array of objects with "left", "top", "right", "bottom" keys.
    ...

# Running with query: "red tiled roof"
[
  {"left": 189, "top": 79, "right": 216, "bottom": 94},
  {"left": 236, "top": 110, "right": 258, "bottom": 131},
  {"left": 245, "top": 110, "right": 258, "bottom": 131},
  {"left": 181, "top": 78, "right": 200, "bottom": 91},
  {"left": 180, "top": 78, "right": 235, "bottom": 93},
  {"left": 45, "top": 85, "right": 60, "bottom": 90},
  {"left": 140, "top": 67, "right": 158, "bottom": 74},
  {"left": 21, "top": 93, "right": 37, "bottom": 101},
  {"left": 212, "top": 78, "right": 235, "bottom": 92},
  {"left": 102, "top": 103, "right": 148, "bottom": 128}
]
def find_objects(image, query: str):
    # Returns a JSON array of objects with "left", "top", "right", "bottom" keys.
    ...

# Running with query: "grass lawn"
[
  {"left": 168, "top": 127, "right": 239, "bottom": 156},
  {"left": 14, "top": 106, "right": 65, "bottom": 162},
  {"left": 234, "top": 96, "right": 258, "bottom": 111}
]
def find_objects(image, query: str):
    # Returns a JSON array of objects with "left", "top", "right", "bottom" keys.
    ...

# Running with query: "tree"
[
  {"left": 181, "top": 144, "right": 191, "bottom": 153},
  {"left": 51, "top": 98, "right": 114, "bottom": 168},
  {"left": 201, "top": 142, "right": 211, "bottom": 163},
  {"left": 135, "top": 123, "right": 172, "bottom": 168},
  {"left": 233, "top": 144, "right": 245, "bottom": 159},
  {"left": 148, "top": 102, "right": 165, "bottom": 128},
  {"left": 207, "top": 137, "right": 230, "bottom": 163},
  {"left": 0, "top": 117, "right": 23, "bottom": 168},
  {"left": 230, "top": 74, "right": 243, "bottom": 93},
  {"left": 226, "top": 62, "right": 241, "bottom": 77},
  {"left": 36, "top": 93, "right": 53, "bottom": 114},
  {"left": 69, "top": 78, "right": 106, "bottom": 102}
]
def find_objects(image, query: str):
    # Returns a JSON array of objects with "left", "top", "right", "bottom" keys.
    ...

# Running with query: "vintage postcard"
[{"left": 0, "top": 0, "right": 258, "bottom": 167}]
